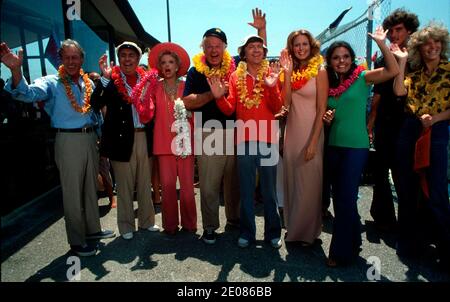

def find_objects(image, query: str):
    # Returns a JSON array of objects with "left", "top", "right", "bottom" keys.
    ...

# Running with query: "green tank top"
[{"left": 327, "top": 71, "right": 370, "bottom": 148}]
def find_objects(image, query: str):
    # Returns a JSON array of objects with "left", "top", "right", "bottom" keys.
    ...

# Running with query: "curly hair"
[
  {"left": 407, "top": 22, "right": 449, "bottom": 70},
  {"left": 382, "top": 8, "right": 419, "bottom": 33},
  {"left": 325, "top": 41, "right": 357, "bottom": 89},
  {"left": 285, "top": 29, "right": 321, "bottom": 71}
]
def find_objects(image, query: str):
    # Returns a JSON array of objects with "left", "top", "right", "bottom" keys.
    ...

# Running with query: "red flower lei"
[
  {"left": 131, "top": 68, "right": 159, "bottom": 104},
  {"left": 328, "top": 65, "right": 366, "bottom": 98},
  {"left": 111, "top": 65, "right": 146, "bottom": 104}
]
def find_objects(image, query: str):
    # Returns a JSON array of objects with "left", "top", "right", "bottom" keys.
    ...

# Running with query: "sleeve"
[
  {"left": 5, "top": 76, "right": 52, "bottom": 103},
  {"left": 90, "top": 79, "right": 111, "bottom": 111},
  {"left": 183, "top": 68, "right": 195, "bottom": 97},
  {"left": 267, "top": 83, "right": 282, "bottom": 114},
  {"left": 372, "top": 57, "right": 384, "bottom": 94},
  {"left": 215, "top": 73, "right": 237, "bottom": 116}
]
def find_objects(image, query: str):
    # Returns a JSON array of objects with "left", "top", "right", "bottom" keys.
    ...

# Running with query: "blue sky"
[{"left": 129, "top": 0, "right": 450, "bottom": 63}]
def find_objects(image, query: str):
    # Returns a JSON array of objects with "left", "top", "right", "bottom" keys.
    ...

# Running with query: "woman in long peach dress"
[{"left": 280, "top": 30, "right": 328, "bottom": 245}]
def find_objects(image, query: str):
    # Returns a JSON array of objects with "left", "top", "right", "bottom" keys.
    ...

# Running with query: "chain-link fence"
[{"left": 317, "top": 0, "right": 391, "bottom": 69}]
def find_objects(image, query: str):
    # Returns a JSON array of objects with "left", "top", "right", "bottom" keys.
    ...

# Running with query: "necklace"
[
  {"left": 192, "top": 50, "right": 236, "bottom": 79},
  {"left": 163, "top": 80, "right": 179, "bottom": 100},
  {"left": 328, "top": 65, "right": 366, "bottom": 98},
  {"left": 58, "top": 65, "right": 92, "bottom": 114},
  {"left": 280, "top": 55, "right": 323, "bottom": 90},
  {"left": 236, "top": 60, "right": 269, "bottom": 109},
  {"left": 111, "top": 66, "right": 146, "bottom": 104}
]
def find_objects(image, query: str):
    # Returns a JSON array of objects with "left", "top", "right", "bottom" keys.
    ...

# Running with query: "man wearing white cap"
[
  {"left": 91, "top": 41, "right": 160, "bottom": 240},
  {"left": 208, "top": 35, "right": 283, "bottom": 249}
]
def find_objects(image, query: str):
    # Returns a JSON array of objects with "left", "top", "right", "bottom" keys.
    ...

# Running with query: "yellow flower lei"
[
  {"left": 58, "top": 65, "right": 92, "bottom": 114},
  {"left": 236, "top": 59, "right": 269, "bottom": 109},
  {"left": 192, "top": 50, "right": 235, "bottom": 79},
  {"left": 280, "top": 55, "right": 324, "bottom": 90}
]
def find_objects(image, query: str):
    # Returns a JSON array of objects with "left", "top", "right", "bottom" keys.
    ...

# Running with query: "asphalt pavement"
[{"left": 1, "top": 185, "right": 449, "bottom": 283}]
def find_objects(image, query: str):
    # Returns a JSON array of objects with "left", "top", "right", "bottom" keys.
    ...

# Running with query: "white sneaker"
[
  {"left": 237, "top": 237, "right": 250, "bottom": 248},
  {"left": 147, "top": 225, "right": 160, "bottom": 232},
  {"left": 270, "top": 237, "right": 282, "bottom": 249},
  {"left": 122, "top": 232, "right": 133, "bottom": 240}
]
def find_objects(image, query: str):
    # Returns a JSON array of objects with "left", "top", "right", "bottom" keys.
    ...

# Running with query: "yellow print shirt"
[{"left": 404, "top": 60, "right": 450, "bottom": 117}]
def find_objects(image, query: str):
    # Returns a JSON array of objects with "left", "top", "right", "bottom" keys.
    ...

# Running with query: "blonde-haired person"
[
  {"left": 133, "top": 42, "right": 197, "bottom": 235},
  {"left": 279, "top": 29, "right": 328, "bottom": 246},
  {"left": 392, "top": 22, "right": 450, "bottom": 272}
]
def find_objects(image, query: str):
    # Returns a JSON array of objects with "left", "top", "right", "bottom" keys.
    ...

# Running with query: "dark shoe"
[
  {"left": 86, "top": 229, "right": 115, "bottom": 240},
  {"left": 181, "top": 227, "right": 197, "bottom": 233},
  {"left": 70, "top": 244, "right": 97, "bottom": 257},
  {"left": 202, "top": 230, "right": 217, "bottom": 244},
  {"left": 164, "top": 228, "right": 178, "bottom": 235},
  {"left": 226, "top": 219, "right": 240, "bottom": 228},
  {"left": 326, "top": 257, "right": 339, "bottom": 268}
]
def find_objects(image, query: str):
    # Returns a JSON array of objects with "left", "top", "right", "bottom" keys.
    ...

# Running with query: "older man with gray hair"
[{"left": 0, "top": 39, "right": 115, "bottom": 257}]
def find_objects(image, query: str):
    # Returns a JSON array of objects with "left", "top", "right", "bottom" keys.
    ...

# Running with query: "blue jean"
[
  {"left": 396, "top": 117, "right": 450, "bottom": 260},
  {"left": 328, "top": 146, "right": 368, "bottom": 263},
  {"left": 237, "top": 142, "right": 281, "bottom": 242}
]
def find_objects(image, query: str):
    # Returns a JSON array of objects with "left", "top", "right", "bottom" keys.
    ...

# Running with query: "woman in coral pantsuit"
[{"left": 134, "top": 42, "right": 196, "bottom": 235}]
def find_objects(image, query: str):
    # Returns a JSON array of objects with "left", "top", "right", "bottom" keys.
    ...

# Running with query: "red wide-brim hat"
[{"left": 148, "top": 42, "right": 190, "bottom": 78}]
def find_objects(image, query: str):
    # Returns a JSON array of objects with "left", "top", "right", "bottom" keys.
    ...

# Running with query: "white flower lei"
[{"left": 172, "top": 98, "right": 192, "bottom": 158}]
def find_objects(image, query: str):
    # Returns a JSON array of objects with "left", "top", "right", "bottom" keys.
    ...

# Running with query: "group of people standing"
[{"left": 1, "top": 7, "right": 448, "bottom": 272}]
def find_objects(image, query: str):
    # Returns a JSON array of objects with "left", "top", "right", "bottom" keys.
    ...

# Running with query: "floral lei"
[
  {"left": 58, "top": 65, "right": 92, "bottom": 114},
  {"left": 236, "top": 59, "right": 269, "bottom": 109},
  {"left": 111, "top": 65, "right": 146, "bottom": 104},
  {"left": 280, "top": 55, "right": 324, "bottom": 90},
  {"left": 328, "top": 65, "right": 366, "bottom": 98},
  {"left": 172, "top": 98, "right": 192, "bottom": 158},
  {"left": 131, "top": 69, "right": 159, "bottom": 106},
  {"left": 192, "top": 50, "right": 236, "bottom": 79}
]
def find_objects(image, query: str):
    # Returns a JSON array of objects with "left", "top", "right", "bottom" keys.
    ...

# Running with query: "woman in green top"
[{"left": 324, "top": 26, "right": 399, "bottom": 267}]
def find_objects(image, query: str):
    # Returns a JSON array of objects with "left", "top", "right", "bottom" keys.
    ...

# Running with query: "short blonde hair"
[{"left": 407, "top": 22, "right": 449, "bottom": 70}]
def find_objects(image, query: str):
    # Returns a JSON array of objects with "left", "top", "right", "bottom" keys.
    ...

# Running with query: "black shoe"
[
  {"left": 202, "top": 230, "right": 217, "bottom": 244},
  {"left": 86, "top": 229, "right": 115, "bottom": 240},
  {"left": 70, "top": 244, "right": 97, "bottom": 257},
  {"left": 226, "top": 219, "right": 240, "bottom": 228}
]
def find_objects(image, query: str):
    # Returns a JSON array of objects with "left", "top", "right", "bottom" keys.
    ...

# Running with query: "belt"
[
  {"left": 135, "top": 128, "right": 146, "bottom": 132},
  {"left": 57, "top": 126, "right": 95, "bottom": 133}
]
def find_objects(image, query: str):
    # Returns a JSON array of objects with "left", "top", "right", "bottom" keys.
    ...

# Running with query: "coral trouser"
[{"left": 158, "top": 154, "right": 197, "bottom": 232}]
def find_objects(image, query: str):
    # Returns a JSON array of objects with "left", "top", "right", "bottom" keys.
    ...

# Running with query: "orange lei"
[
  {"left": 111, "top": 66, "right": 146, "bottom": 104},
  {"left": 58, "top": 65, "right": 92, "bottom": 114}
]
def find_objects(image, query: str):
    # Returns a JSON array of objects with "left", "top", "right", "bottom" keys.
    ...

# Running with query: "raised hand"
[
  {"left": 265, "top": 61, "right": 281, "bottom": 87},
  {"left": 279, "top": 49, "right": 293, "bottom": 76},
  {"left": 248, "top": 8, "right": 266, "bottom": 31},
  {"left": 368, "top": 26, "right": 388, "bottom": 45},
  {"left": 0, "top": 42, "right": 23, "bottom": 71},
  {"left": 207, "top": 76, "right": 228, "bottom": 99},
  {"left": 99, "top": 54, "right": 114, "bottom": 79},
  {"left": 390, "top": 43, "right": 408, "bottom": 61}
]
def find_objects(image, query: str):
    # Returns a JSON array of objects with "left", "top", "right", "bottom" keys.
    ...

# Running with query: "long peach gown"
[{"left": 283, "top": 77, "right": 324, "bottom": 243}]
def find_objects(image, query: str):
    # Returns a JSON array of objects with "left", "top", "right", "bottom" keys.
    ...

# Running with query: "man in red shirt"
[{"left": 208, "top": 35, "right": 283, "bottom": 248}]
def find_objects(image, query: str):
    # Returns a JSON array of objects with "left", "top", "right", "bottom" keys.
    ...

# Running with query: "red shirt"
[{"left": 216, "top": 69, "right": 282, "bottom": 144}]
